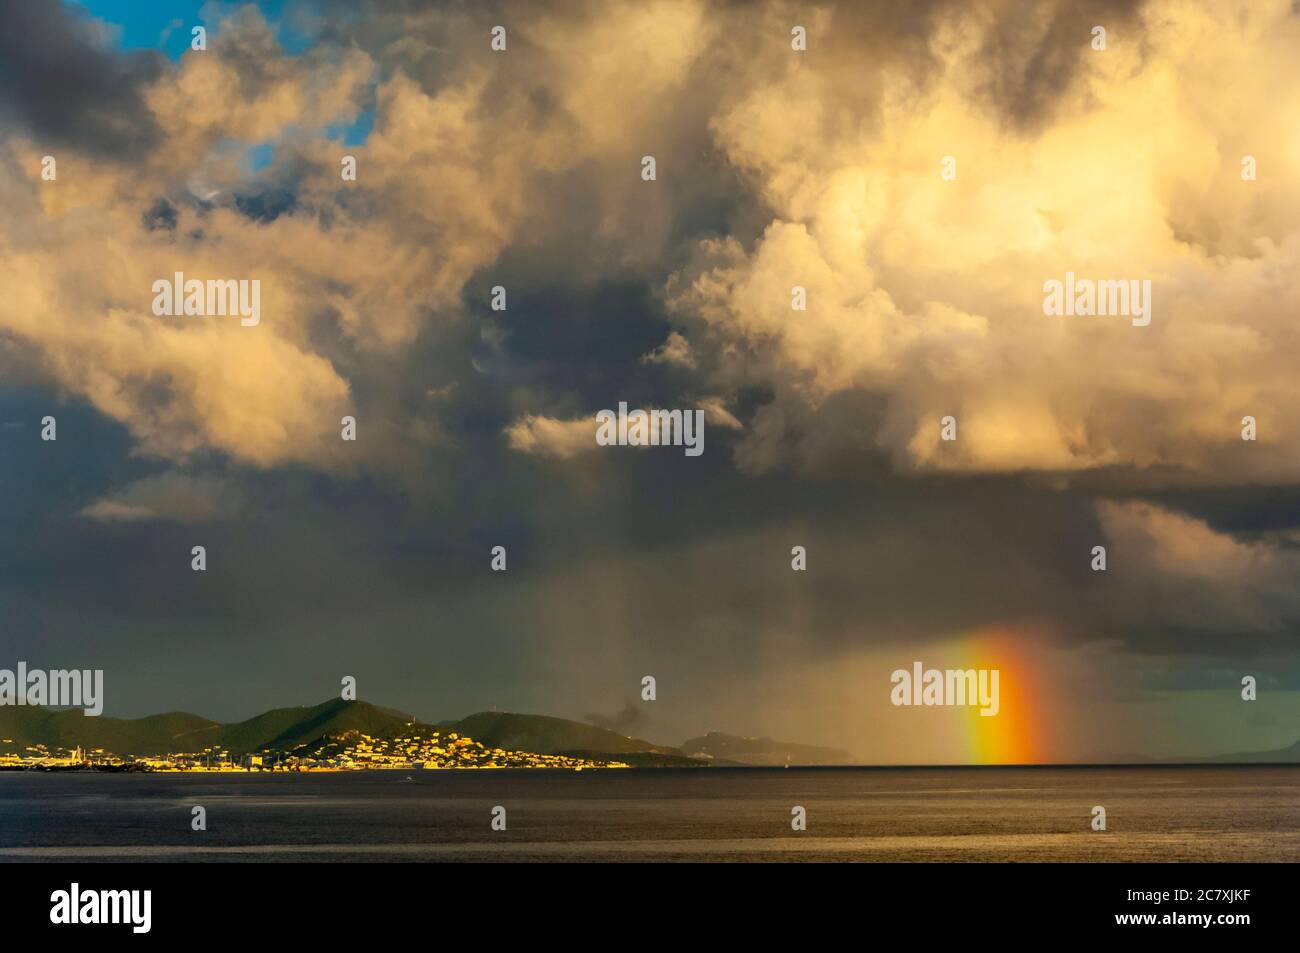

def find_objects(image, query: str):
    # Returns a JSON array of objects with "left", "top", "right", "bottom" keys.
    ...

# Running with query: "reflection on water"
[{"left": 1, "top": 766, "right": 1296, "bottom": 862}]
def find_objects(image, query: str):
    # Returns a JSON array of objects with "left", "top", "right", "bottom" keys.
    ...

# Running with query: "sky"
[{"left": 1, "top": 0, "right": 1299, "bottom": 763}]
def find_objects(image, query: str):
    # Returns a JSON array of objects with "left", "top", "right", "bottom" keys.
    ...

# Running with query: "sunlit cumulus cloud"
[
  {"left": 1, "top": 3, "right": 583, "bottom": 472},
  {"left": 666, "top": 0, "right": 1300, "bottom": 485},
  {"left": 640, "top": 331, "right": 696, "bottom": 369},
  {"left": 504, "top": 414, "right": 597, "bottom": 459},
  {"left": 4, "top": 0, "right": 1300, "bottom": 486},
  {"left": 0, "top": 1, "right": 740, "bottom": 474},
  {"left": 0, "top": 8, "right": 368, "bottom": 469}
]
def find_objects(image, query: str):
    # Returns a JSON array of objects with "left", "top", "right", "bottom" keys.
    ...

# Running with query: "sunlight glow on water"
[{"left": 2, "top": 766, "right": 1296, "bottom": 862}]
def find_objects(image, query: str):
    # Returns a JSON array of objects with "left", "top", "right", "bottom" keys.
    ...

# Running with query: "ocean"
[{"left": 1, "top": 765, "right": 1296, "bottom": 862}]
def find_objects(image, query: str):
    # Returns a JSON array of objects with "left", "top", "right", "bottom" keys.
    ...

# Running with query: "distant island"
[
  {"left": 681, "top": 731, "right": 855, "bottom": 766},
  {"left": 4, "top": 699, "right": 1290, "bottom": 771},
  {"left": 0, "top": 699, "right": 677, "bottom": 771},
  {"left": 1204, "top": 739, "right": 1300, "bottom": 764},
  {"left": 2, "top": 698, "right": 839, "bottom": 772}
]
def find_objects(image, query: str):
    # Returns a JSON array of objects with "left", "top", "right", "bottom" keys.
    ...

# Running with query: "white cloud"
[
  {"left": 641, "top": 331, "right": 696, "bottom": 369},
  {"left": 666, "top": 0, "right": 1300, "bottom": 486},
  {"left": 503, "top": 414, "right": 598, "bottom": 459}
]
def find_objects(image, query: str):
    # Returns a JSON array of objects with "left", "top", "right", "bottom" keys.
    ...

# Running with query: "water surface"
[{"left": 1, "top": 765, "right": 1295, "bottom": 862}]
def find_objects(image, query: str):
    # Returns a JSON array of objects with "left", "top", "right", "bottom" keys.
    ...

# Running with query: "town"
[{"left": 0, "top": 725, "right": 630, "bottom": 773}]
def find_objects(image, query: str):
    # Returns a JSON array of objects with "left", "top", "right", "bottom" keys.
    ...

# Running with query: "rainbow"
[{"left": 955, "top": 627, "right": 1051, "bottom": 764}]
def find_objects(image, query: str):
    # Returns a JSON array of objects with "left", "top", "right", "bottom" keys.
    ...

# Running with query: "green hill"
[
  {"left": 0, "top": 700, "right": 420, "bottom": 759},
  {"left": 451, "top": 711, "right": 685, "bottom": 758},
  {"left": 2, "top": 701, "right": 710, "bottom": 765},
  {"left": 0, "top": 707, "right": 217, "bottom": 757},
  {"left": 215, "top": 699, "right": 419, "bottom": 756}
]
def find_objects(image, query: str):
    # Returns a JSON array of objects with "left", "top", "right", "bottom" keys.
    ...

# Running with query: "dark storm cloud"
[
  {"left": 5, "top": 378, "right": 1298, "bottom": 732},
  {"left": 584, "top": 702, "right": 650, "bottom": 736},
  {"left": 141, "top": 197, "right": 178, "bottom": 231},
  {"left": 233, "top": 186, "right": 299, "bottom": 222},
  {"left": 0, "top": 1, "right": 164, "bottom": 157},
  {"left": 1140, "top": 485, "right": 1300, "bottom": 538},
  {"left": 14, "top": 384, "right": 1292, "bottom": 659},
  {"left": 461, "top": 276, "right": 669, "bottom": 408},
  {"left": 972, "top": 0, "right": 1148, "bottom": 130}
]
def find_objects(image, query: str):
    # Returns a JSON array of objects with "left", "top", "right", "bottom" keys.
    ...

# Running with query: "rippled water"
[{"left": 1, "top": 765, "right": 1296, "bottom": 862}]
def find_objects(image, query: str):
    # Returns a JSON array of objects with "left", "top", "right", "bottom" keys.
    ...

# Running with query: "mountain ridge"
[
  {"left": 0, "top": 700, "right": 692, "bottom": 763},
  {"left": 1203, "top": 738, "right": 1300, "bottom": 763},
  {"left": 7, "top": 699, "right": 1293, "bottom": 764},
  {"left": 682, "top": 730, "right": 854, "bottom": 766}
]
